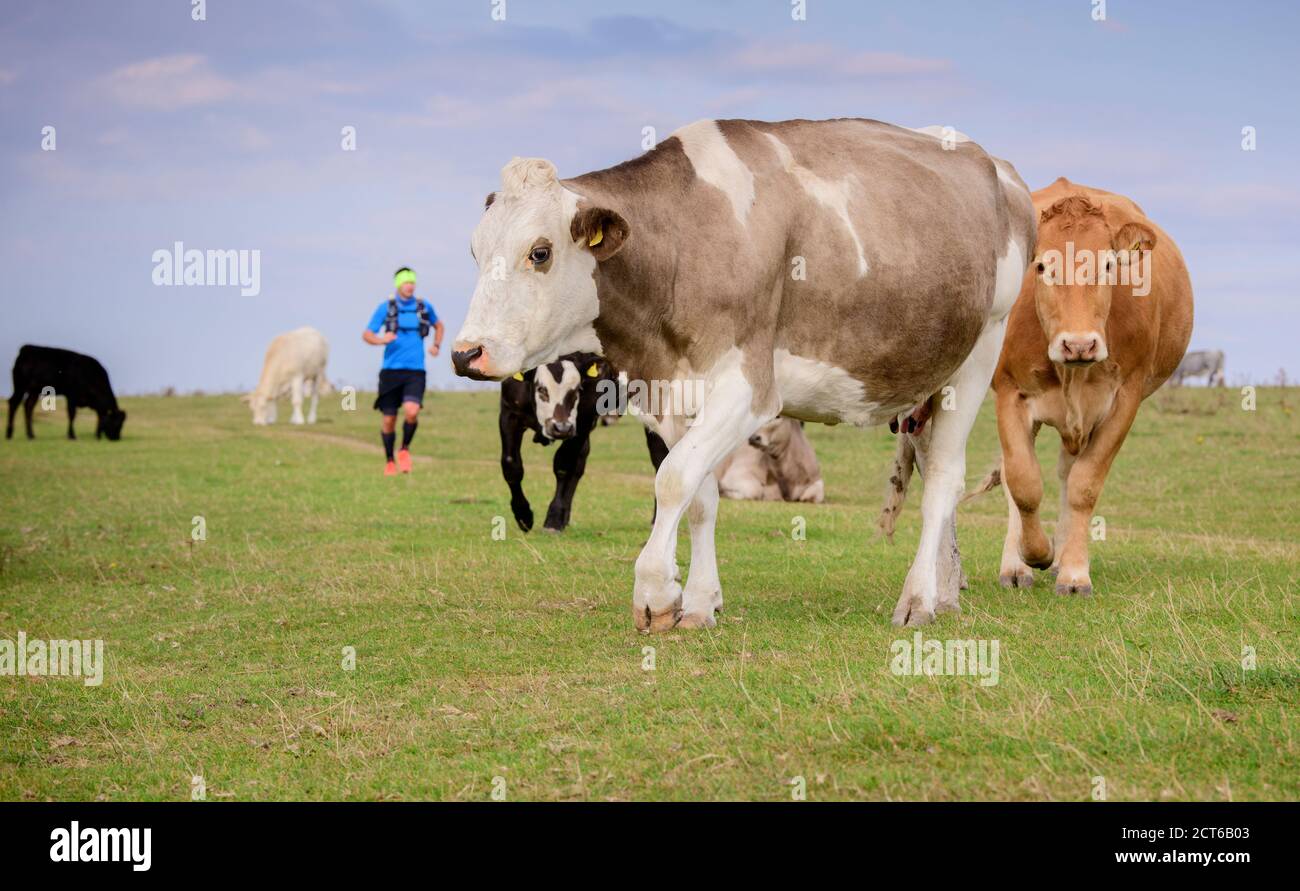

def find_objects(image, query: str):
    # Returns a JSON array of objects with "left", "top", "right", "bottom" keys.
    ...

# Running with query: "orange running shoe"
[
  {"left": 397, "top": 449, "right": 413, "bottom": 474},
  {"left": 384, "top": 460, "right": 398, "bottom": 477}
]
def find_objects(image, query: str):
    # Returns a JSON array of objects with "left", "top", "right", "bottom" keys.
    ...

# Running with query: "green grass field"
[{"left": 1, "top": 385, "right": 1296, "bottom": 801}]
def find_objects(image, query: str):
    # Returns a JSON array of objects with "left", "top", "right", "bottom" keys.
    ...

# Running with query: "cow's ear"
[
  {"left": 484, "top": 191, "right": 497, "bottom": 211},
  {"left": 570, "top": 206, "right": 629, "bottom": 262},
  {"left": 1112, "top": 222, "right": 1156, "bottom": 255}
]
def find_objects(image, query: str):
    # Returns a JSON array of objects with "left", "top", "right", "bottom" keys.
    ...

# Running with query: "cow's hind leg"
[
  {"left": 634, "top": 362, "right": 772, "bottom": 632},
  {"left": 6, "top": 391, "right": 22, "bottom": 439},
  {"left": 893, "top": 320, "right": 1004, "bottom": 627},
  {"left": 66, "top": 401, "right": 77, "bottom": 440},
  {"left": 1049, "top": 444, "right": 1077, "bottom": 574},
  {"left": 999, "top": 468, "right": 1036, "bottom": 588}
]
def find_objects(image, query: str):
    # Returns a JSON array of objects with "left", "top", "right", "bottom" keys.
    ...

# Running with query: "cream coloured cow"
[
  {"left": 244, "top": 327, "right": 331, "bottom": 425},
  {"left": 716, "top": 417, "right": 825, "bottom": 503},
  {"left": 452, "top": 118, "right": 1035, "bottom": 629}
]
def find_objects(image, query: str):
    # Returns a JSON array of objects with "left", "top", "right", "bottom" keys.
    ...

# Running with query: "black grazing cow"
[
  {"left": 7, "top": 345, "right": 127, "bottom": 441},
  {"left": 501, "top": 352, "right": 667, "bottom": 532}
]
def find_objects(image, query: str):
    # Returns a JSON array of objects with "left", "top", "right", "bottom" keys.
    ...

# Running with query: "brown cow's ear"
[
  {"left": 1113, "top": 222, "right": 1157, "bottom": 255},
  {"left": 570, "top": 206, "right": 629, "bottom": 262},
  {"left": 484, "top": 191, "right": 497, "bottom": 210}
]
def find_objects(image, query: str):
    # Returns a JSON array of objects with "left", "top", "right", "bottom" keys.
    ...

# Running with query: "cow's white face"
[
  {"left": 247, "top": 393, "right": 275, "bottom": 425},
  {"left": 453, "top": 158, "right": 628, "bottom": 380},
  {"left": 534, "top": 360, "right": 582, "bottom": 439}
]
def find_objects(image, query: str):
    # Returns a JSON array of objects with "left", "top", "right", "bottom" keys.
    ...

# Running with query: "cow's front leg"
[
  {"left": 1054, "top": 386, "right": 1140, "bottom": 596},
  {"left": 289, "top": 375, "right": 306, "bottom": 425},
  {"left": 677, "top": 472, "right": 722, "bottom": 628},
  {"left": 634, "top": 366, "right": 770, "bottom": 633},
  {"left": 66, "top": 402, "right": 77, "bottom": 440},
  {"left": 499, "top": 412, "right": 532, "bottom": 532},
  {"left": 998, "top": 388, "right": 1052, "bottom": 571},
  {"left": 544, "top": 434, "right": 590, "bottom": 532}
]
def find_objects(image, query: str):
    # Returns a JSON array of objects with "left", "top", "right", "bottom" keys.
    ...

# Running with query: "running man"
[{"left": 362, "top": 267, "right": 444, "bottom": 475}]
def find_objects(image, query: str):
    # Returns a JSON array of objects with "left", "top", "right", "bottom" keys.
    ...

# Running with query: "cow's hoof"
[
  {"left": 891, "top": 595, "right": 935, "bottom": 627},
  {"left": 541, "top": 526, "right": 564, "bottom": 534},
  {"left": 675, "top": 611, "right": 717, "bottom": 630},
  {"left": 934, "top": 598, "right": 961, "bottom": 616},
  {"left": 1054, "top": 579, "right": 1093, "bottom": 597},
  {"left": 635, "top": 601, "right": 683, "bottom": 634},
  {"left": 999, "top": 569, "right": 1035, "bottom": 588}
]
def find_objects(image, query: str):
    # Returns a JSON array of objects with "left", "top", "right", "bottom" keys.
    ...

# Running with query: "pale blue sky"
[{"left": 1, "top": 0, "right": 1296, "bottom": 393}]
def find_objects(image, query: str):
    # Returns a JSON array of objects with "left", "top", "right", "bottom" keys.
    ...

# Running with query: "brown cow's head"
[
  {"left": 1031, "top": 195, "right": 1156, "bottom": 366},
  {"left": 453, "top": 158, "right": 628, "bottom": 381}
]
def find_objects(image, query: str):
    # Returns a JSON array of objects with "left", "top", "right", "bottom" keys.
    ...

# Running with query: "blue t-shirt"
[{"left": 368, "top": 294, "right": 439, "bottom": 371}]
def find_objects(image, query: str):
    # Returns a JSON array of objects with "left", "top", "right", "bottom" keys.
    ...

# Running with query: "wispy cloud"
[
  {"left": 100, "top": 54, "right": 237, "bottom": 110},
  {"left": 725, "top": 43, "right": 953, "bottom": 78}
]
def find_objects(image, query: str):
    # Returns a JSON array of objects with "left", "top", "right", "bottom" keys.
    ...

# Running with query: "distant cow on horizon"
[
  {"left": 243, "top": 327, "right": 331, "bottom": 425},
  {"left": 1169, "top": 349, "right": 1225, "bottom": 386},
  {"left": 6, "top": 345, "right": 127, "bottom": 441}
]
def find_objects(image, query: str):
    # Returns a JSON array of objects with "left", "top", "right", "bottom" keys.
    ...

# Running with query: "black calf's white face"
[{"left": 534, "top": 360, "right": 582, "bottom": 439}]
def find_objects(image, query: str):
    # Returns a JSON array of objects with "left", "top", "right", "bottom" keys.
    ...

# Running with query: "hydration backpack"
[{"left": 384, "top": 298, "right": 431, "bottom": 338}]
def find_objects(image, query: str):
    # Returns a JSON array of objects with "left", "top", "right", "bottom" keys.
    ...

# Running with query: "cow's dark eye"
[
  {"left": 529, "top": 246, "right": 551, "bottom": 266},
  {"left": 1036, "top": 262, "right": 1046, "bottom": 274},
  {"left": 537, "top": 387, "right": 548, "bottom": 401}
]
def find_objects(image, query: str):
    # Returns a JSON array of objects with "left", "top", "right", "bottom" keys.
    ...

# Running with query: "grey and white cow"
[
  {"left": 1169, "top": 349, "right": 1225, "bottom": 386},
  {"left": 453, "top": 118, "right": 1035, "bottom": 630}
]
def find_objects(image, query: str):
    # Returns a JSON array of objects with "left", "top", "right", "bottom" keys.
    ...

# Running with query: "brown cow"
[{"left": 988, "top": 177, "right": 1193, "bottom": 595}]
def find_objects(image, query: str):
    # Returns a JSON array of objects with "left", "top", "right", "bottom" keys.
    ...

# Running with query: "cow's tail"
[
  {"left": 962, "top": 461, "right": 1002, "bottom": 504},
  {"left": 877, "top": 435, "right": 916, "bottom": 542}
]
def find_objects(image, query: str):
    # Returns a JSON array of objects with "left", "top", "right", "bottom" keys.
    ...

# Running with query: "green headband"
[{"left": 394, "top": 269, "right": 416, "bottom": 288}]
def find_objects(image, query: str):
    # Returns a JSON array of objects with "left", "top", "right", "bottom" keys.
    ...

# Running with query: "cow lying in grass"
[
  {"left": 6, "top": 345, "right": 126, "bottom": 441},
  {"left": 500, "top": 352, "right": 668, "bottom": 532},
  {"left": 716, "top": 418, "right": 824, "bottom": 503},
  {"left": 243, "top": 327, "right": 331, "bottom": 425}
]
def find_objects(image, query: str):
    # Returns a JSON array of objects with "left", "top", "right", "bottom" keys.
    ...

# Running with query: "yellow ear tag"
[
  {"left": 588, "top": 226, "right": 603, "bottom": 248},
  {"left": 1129, "top": 241, "right": 1142, "bottom": 252},
  {"left": 586, "top": 363, "right": 599, "bottom": 378},
  {"left": 512, "top": 372, "right": 524, "bottom": 381}
]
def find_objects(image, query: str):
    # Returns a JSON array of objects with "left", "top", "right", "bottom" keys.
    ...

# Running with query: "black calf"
[
  {"left": 7, "top": 345, "right": 126, "bottom": 441},
  {"left": 499, "top": 352, "right": 665, "bottom": 532}
]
